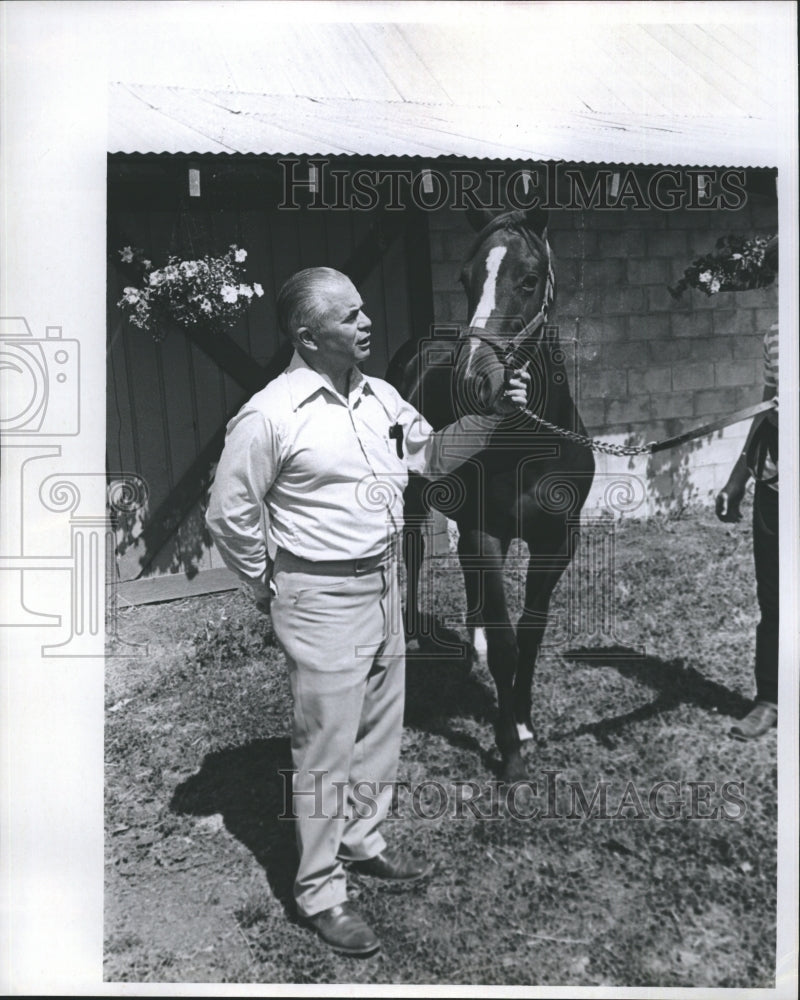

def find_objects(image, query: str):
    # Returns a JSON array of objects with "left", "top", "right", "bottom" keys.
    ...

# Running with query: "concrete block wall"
[{"left": 427, "top": 184, "right": 778, "bottom": 514}]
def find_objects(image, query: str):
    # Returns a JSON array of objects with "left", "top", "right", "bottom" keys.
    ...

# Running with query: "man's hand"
[
  {"left": 249, "top": 573, "right": 273, "bottom": 615},
  {"left": 254, "top": 594, "right": 272, "bottom": 615},
  {"left": 494, "top": 368, "right": 532, "bottom": 416},
  {"left": 715, "top": 484, "right": 745, "bottom": 523}
]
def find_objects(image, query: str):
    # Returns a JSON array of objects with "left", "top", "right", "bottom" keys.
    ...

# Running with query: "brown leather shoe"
[
  {"left": 305, "top": 902, "right": 380, "bottom": 957},
  {"left": 731, "top": 701, "right": 777, "bottom": 741},
  {"left": 349, "top": 848, "right": 433, "bottom": 881}
]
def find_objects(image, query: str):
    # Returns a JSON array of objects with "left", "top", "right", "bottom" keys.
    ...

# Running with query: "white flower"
[
  {"left": 220, "top": 284, "right": 239, "bottom": 304},
  {"left": 731, "top": 253, "right": 742, "bottom": 260},
  {"left": 698, "top": 270, "right": 712, "bottom": 284},
  {"left": 120, "top": 247, "right": 134, "bottom": 263},
  {"left": 709, "top": 278, "right": 721, "bottom": 293},
  {"left": 234, "top": 248, "right": 247, "bottom": 263},
  {"left": 180, "top": 260, "right": 200, "bottom": 277},
  {"left": 149, "top": 270, "right": 164, "bottom": 287},
  {"left": 253, "top": 283, "right": 264, "bottom": 297},
  {"left": 238, "top": 284, "right": 253, "bottom": 299},
  {"left": 122, "top": 287, "right": 140, "bottom": 303},
  {"left": 142, "top": 259, "right": 152, "bottom": 270},
  {"left": 200, "top": 298, "right": 213, "bottom": 313},
  {"left": 164, "top": 264, "right": 179, "bottom": 281}
]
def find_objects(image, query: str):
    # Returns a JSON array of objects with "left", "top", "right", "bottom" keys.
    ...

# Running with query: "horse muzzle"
[{"left": 454, "top": 334, "right": 508, "bottom": 416}]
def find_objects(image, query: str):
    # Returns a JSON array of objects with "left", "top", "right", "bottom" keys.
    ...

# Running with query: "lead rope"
[{"left": 515, "top": 398, "right": 777, "bottom": 457}]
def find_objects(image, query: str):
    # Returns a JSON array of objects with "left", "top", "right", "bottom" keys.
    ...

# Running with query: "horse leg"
[
  {"left": 515, "top": 518, "right": 576, "bottom": 741},
  {"left": 402, "top": 476, "right": 430, "bottom": 643},
  {"left": 458, "top": 529, "right": 526, "bottom": 782},
  {"left": 402, "top": 516, "right": 425, "bottom": 642}
]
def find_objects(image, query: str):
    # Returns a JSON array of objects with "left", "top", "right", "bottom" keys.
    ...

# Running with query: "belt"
[{"left": 275, "top": 542, "right": 397, "bottom": 577}]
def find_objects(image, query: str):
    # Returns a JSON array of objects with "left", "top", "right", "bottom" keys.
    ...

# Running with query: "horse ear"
[
  {"left": 464, "top": 206, "right": 496, "bottom": 233},
  {"left": 524, "top": 206, "right": 549, "bottom": 235}
]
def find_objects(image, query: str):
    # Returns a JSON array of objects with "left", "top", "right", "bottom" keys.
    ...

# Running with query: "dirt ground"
[{"left": 105, "top": 508, "right": 778, "bottom": 987}]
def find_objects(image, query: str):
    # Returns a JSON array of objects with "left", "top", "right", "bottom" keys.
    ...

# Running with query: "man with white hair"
[{"left": 206, "top": 266, "right": 530, "bottom": 956}]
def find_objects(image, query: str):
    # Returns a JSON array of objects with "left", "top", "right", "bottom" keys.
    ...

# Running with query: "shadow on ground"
[
  {"left": 402, "top": 628, "right": 753, "bottom": 761},
  {"left": 402, "top": 615, "right": 502, "bottom": 769},
  {"left": 168, "top": 644, "right": 752, "bottom": 906},
  {"left": 169, "top": 737, "right": 298, "bottom": 916},
  {"left": 548, "top": 644, "right": 752, "bottom": 745}
]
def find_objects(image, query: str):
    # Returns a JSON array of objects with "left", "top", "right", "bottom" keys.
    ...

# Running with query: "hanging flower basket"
[
  {"left": 117, "top": 245, "right": 264, "bottom": 341},
  {"left": 667, "top": 234, "right": 778, "bottom": 300}
]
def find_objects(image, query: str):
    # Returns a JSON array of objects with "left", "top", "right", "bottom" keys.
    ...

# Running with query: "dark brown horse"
[{"left": 387, "top": 206, "right": 595, "bottom": 781}]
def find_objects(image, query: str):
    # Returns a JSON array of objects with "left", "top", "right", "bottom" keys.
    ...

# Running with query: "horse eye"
[{"left": 521, "top": 275, "right": 539, "bottom": 291}]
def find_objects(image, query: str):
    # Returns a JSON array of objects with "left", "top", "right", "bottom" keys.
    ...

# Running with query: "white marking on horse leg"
[
  {"left": 516, "top": 722, "right": 534, "bottom": 742},
  {"left": 468, "top": 246, "right": 507, "bottom": 330},
  {"left": 468, "top": 625, "right": 488, "bottom": 666}
]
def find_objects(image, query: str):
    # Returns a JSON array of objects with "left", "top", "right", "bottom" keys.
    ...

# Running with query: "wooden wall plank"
[
  {"left": 353, "top": 211, "right": 392, "bottom": 379},
  {"left": 107, "top": 311, "right": 139, "bottom": 474},
  {"left": 148, "top": 205, "right": 206, "bottom": 575},
  {"left": 115, "top": 566, "right": 239, "bottom": 606},
  {"left": 238, "top": 206, "right": 280, "bottom": 366},
  {"left": 375, "top": 229, "right": 410, "bottom": 378},
  {"left": 297, "top": 210, "right": 331, "bottom": 270},
  {"left": 111, "top": 212, "right": 177, "bottom": 581}
]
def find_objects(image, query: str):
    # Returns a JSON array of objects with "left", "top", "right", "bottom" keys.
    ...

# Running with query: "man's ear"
[{"left": 296, "top": 326, "right": 317, "bottom": 351}]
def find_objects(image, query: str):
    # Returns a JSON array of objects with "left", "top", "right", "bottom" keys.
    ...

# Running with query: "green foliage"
[{"left": 188, "top": 594, "right": 278, "bottom": 670}]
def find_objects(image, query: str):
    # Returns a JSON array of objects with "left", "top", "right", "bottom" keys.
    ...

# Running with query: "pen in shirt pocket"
[{"left": 389, "top": 422, "right": 404, "bottom": 458}]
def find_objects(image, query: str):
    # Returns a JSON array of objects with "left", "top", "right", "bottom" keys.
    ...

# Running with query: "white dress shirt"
[{"left": 206, "top": 350, "right": 502, "bottom": 583}]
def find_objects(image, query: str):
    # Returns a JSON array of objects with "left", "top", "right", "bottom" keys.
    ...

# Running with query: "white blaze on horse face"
[
  {"left": 469, "top": 246, "right": 507, "bottom": 330},
  {"left": 465, "top": 246, "right": 507, "bottom": 379}
]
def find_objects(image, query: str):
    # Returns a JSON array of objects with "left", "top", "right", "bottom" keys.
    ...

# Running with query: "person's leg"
[
  {"left": 270, "top": 565, "right": 385, "bottom": 918},
  {"left": 731, "top": 483, "right": 778, "bottom": 740},
  {"left": 338, "top": 561, "right": 406, "bottom": 862},
  {"left": 753, "top": 483, "right": 779, "bottom": 704}
]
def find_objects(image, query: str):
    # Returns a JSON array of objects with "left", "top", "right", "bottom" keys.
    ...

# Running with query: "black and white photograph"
[{"left": 1, "top": 1, "right": 798, "bottom": 995}]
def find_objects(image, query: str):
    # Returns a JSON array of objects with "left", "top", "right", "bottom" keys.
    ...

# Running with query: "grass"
[{"left": 105, "top": 507, "right": 777, "bottom": 986}]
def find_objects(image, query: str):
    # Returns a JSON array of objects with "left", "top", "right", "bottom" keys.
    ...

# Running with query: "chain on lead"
[
  {"left": 520, "top": 409, "right": 654, "bottom": 457},
  {"left": 511, "top": 358, "right": 653, "bottom": 457}
]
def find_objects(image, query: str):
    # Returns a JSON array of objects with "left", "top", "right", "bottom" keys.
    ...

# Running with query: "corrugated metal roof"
[
  {"left": 109, "top": 83, "right": 778, "bottom": 166},
  {"left": 108, "top": 18, "right": 785, "bottom": 166}
]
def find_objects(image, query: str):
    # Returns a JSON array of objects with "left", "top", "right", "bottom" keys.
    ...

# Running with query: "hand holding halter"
[{"left": 493, "top": 364, "right": 532, "bottom": 415}]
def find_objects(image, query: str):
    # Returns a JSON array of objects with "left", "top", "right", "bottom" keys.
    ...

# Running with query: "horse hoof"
[{"left": 500, "top": 754, "right": 529, "bottom": 784}]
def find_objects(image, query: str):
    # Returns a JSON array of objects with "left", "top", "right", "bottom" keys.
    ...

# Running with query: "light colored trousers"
[{"left": 269, "top": 546, "right": 406, "bottom": 918}]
